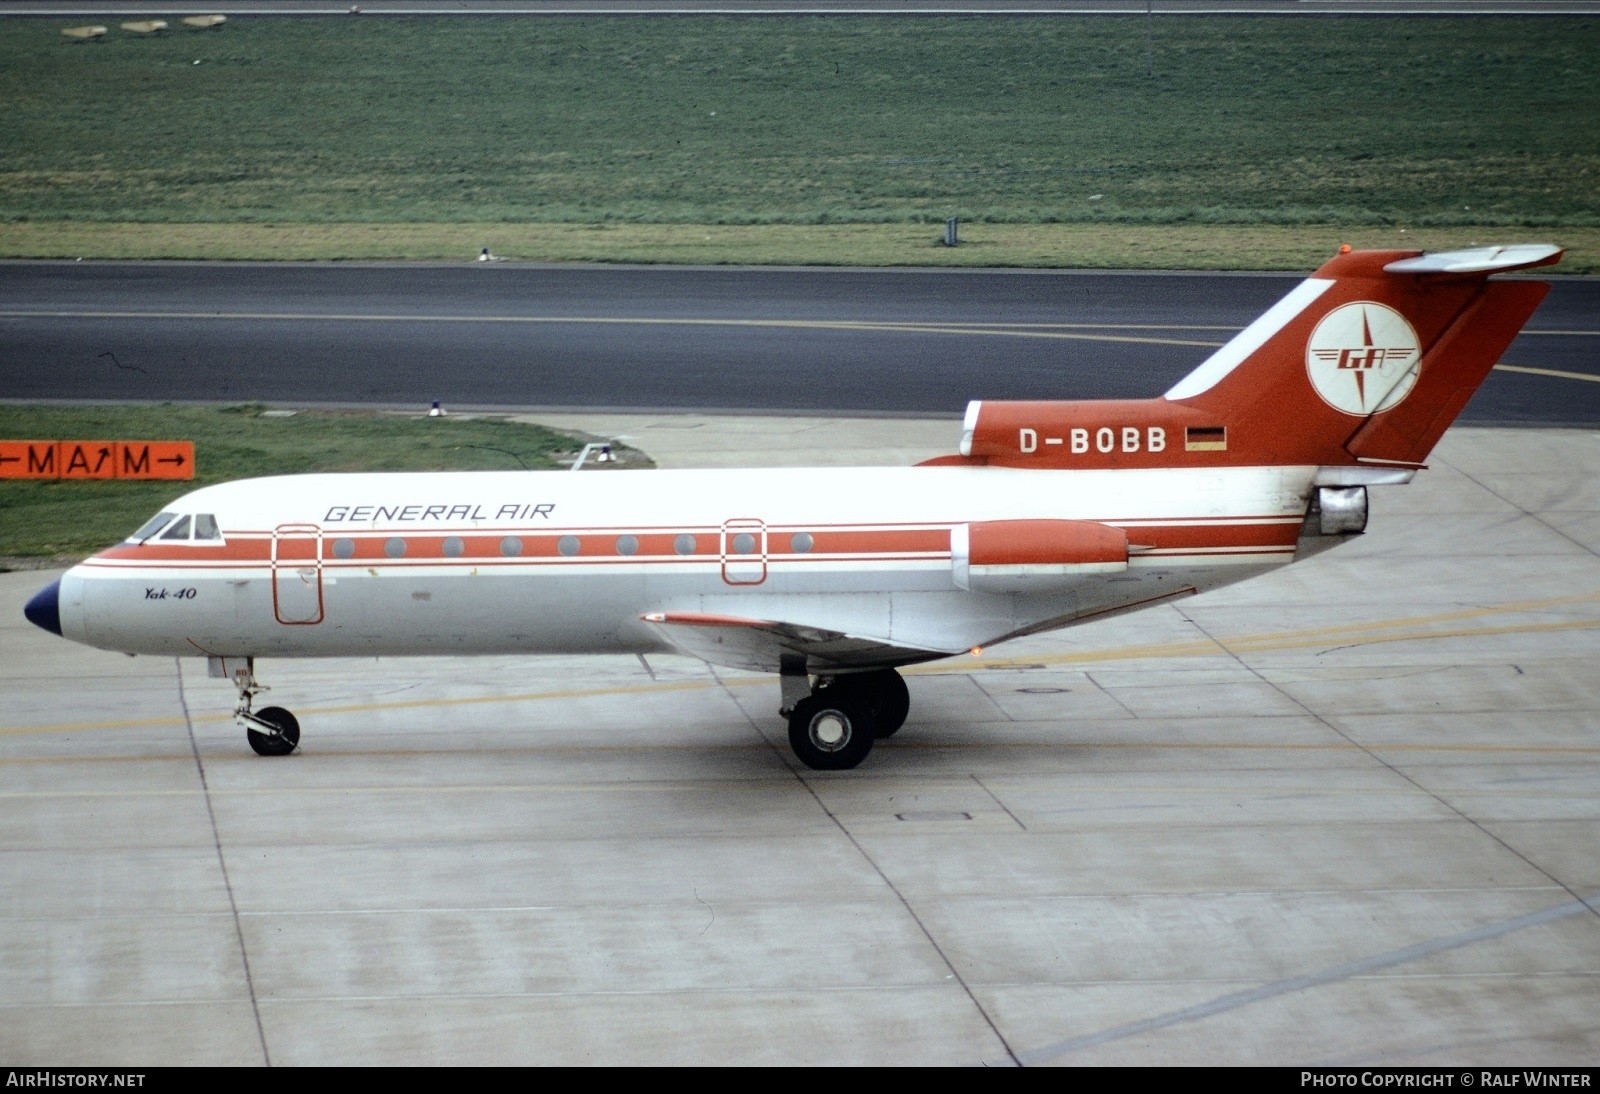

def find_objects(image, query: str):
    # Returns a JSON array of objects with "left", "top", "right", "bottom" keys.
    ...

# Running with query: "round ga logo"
[{"left": 1305, "top": 301, "right": 1422, "bottom": 416}]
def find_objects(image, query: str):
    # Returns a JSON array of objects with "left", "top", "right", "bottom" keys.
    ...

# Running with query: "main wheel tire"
[
  {"left": 246, "top": 706, "right": 300, "bottom": 757},
  {"left": 788, "top": 693, "right": 876, "bottom": 771},
  {"left": 827, "top": 669, "right": 911, "bottom": 738}
]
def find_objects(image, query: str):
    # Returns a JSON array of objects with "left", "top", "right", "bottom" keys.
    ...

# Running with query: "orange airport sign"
[{"left": 0, "top": 441, "right": 194, "bottom": 481}]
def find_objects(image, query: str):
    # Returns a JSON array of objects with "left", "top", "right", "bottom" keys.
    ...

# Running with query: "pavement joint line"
[
  {"left": 967, "top": 614, "right": 1600, "bottom": 672},
  {"left": 1176, "top": 522, "right": 1600, "bottom": 1003},
  {"left": 7, "top": 776, "right": 1598, "bottom": 798},
  {"left": 9, "top": 971, "right": 1597, "bottom": 1014},
  {"left": 174, "top": 656, "right": 272, "bottom": 1068},
  {"left": 1438, "top": 445, "right": 1600, "bottom": 570},
  {"left": 6, "top": 737, "right": 1600, "bottom": 773},
  {"left": 706, "top": 662, "right": 1020, "bottom": 1065},
  {"left": 972, "top": 773, "right": 1030, "bottom": 831},
  {"left": 1013, "top": 887, "right": 1600, "bottom": 1065},
  {"left": 964, "top": 671, "right": 1020, "bottom": 722},
  {"left": 744, "top": 713, "right": 1022, "bottom": 1065},
  {"left": 0, "top": 885, "right": 1573, "bottom": 920},
  {"left": 1083, "top": 670, "right": 1142, "bottom": 718},
  {"left": 1052, "top": 587, "right": 1600, "bottom": 648},
  {"left": 0, "top": 983, "right": 991, "bottom": 1009},
  {"left": 1146, "top": 612, "right": 1509, "bottom": 853},
  {"left": 8, "top": 592, "right": 1600, "bottom": 738}
]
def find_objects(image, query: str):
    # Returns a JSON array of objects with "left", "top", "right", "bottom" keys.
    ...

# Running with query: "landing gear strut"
[
  {"left": 781, "top": 667, "right": 911, "bottom": 771},
  {"left": 212, "top": 656, "right": 300, "bottom": 756}
]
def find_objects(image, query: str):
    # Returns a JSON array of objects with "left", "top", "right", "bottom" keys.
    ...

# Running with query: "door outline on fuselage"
[
  {"left": 720, "top": 518, "right": 768, "bottom": 586},
  {"left": 272, "top": 523, "right": 325, "bottom": 625}
]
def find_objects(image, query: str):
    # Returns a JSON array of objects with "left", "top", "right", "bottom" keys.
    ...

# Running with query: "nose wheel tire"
[
  {"left": 788, "top": 693, "right": 876, "bottom": 771},
  {"left": 246, "top": 706, "right": 300, "bottom": 756}
]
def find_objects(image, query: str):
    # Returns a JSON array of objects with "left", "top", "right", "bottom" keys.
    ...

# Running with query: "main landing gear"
[
  {"left": 781, "top": 668, "right": 911, "bottom": 771},
  {"left": 213, "top": 656, "right": 300, "bottom": 757}
]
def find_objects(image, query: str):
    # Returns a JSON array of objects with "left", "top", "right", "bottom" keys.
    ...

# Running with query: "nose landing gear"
[
  {"left": 244, "top": 706, "right": 301, "bottom": 757},
  {"left": 211, "top": 656, "right": 300, "bottom": 756}
]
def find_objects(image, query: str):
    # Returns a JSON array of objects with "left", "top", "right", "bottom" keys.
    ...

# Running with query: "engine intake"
[{"left": 1316, "top": 486, "right": 1368, "bottom": 536}]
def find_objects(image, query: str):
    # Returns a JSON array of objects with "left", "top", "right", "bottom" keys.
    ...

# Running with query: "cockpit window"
[
  {"left": 128, "top": 511, "right": 224, "bottom": 545},
  {"left": 130, "top": 512, "right": 177, "bottom": 542}
]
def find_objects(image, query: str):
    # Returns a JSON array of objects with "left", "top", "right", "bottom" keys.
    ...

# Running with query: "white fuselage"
[{"left": 57, "top": 463, "right": 1320, "bottom": 664}]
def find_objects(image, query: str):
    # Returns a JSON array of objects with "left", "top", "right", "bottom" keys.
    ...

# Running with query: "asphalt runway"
[{"left": 3, "top": 262, "right": 1598, "bottom": 423}]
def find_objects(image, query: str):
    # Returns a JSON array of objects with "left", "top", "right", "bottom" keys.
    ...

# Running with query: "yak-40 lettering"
[{"left": 23, "top": 245, "right": 1563, "bottom": 770}]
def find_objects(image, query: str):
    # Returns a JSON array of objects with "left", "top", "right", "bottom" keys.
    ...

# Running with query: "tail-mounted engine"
[{"left": 1314, "top": 485, "right": 1368, "bottom": 536}]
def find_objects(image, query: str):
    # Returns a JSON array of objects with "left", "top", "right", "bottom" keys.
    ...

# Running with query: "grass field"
[
  {"left": 0, "top": 405, "right": 630, "bottom": 562},
  {"left": 6, "top": 220, "right": 1599, "bottom": 272},
  {"left": 1, "top": 15, "right": 1596, "bottom": 266}
]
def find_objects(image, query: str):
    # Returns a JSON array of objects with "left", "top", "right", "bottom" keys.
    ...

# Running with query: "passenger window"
[
  {"left": 193, "top": 514, "right": 222, "bottom": 541},
  {"left": 159, "top": 515, "right": 193, "bottom": 541}
]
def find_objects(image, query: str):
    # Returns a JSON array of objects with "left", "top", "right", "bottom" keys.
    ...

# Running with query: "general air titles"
[{"left": 323, "top": 502, "right": 557, "bottom": 524}]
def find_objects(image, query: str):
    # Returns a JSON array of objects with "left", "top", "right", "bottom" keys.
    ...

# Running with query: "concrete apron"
[{"left": 2, "top": 423, "right": 1598, "bottom": 1065}]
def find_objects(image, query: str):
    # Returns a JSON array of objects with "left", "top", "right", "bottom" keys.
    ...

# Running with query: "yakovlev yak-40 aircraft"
[{"left": 23, "top": 244, "right": 1563, "bottom": 769}]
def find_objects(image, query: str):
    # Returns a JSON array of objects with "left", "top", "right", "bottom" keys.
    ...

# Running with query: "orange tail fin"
[
  {"left": 947, "top": 244, "right": 1561, "bottom": 472},
  {"left": 1164, "top": 244, "right": 1560, "bottom": 467}
]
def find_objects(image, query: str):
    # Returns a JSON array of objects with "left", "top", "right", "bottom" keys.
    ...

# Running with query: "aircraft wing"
[{"left": 640, "top": 611, "right": 952, "bottom": 675}]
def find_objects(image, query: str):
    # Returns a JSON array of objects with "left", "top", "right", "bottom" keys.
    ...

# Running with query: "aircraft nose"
[{"left": 23, "top": 578, "right": 62, "bottom": 637}]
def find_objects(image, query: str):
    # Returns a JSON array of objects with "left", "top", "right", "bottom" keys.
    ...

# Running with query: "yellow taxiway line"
[
  {"left": 1492, "top": 364, "right": 1600, "bottom": 384},
  {"left": 7, "top": 589, "right": 1600, "bottom": 741}
]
